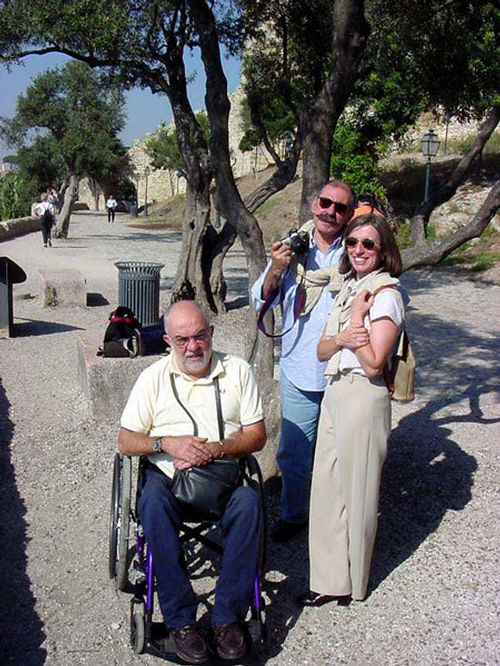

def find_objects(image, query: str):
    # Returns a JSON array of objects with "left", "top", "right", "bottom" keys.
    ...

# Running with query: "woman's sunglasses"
[
  {"left": 345, "top": 236, "right": 380, "bottom": 250},
  {"left": 318, "top": 197, "right": 348, "bottom": 214}
]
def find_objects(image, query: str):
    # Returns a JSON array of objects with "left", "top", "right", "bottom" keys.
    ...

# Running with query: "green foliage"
[
  {"left": 145, "top": 112, "right": 210, "bottom": 171},
  {"left": 0, "top": 173, "right": 27, "bottom": 220},
  {"left": 0, "top": 60, "right": 128, "bottom": 183},
  {"left": 363, "top": 1, "right": 500, "bottom": 122},
  {"left": 240, "top": 0, "right": 333, "bottom": 151},
  {"left": 330, "top": 123, "right": 386, "bottom": 199},
  {"left": 16, "top": 134, "right": 65, "bottom": 194}
]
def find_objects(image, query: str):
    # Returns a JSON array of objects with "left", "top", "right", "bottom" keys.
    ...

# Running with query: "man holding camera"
[{"left": 251, "top": 180, "right": 355, "bottom": 542}]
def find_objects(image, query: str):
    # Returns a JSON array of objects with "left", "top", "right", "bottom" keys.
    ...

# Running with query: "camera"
[{"left": 280, "top": 228, "right": 309, "bottom": 256}]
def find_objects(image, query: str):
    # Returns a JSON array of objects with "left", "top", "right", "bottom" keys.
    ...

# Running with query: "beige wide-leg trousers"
[{"left": 309, "top": 373, "right": 390, "bottom": 600}]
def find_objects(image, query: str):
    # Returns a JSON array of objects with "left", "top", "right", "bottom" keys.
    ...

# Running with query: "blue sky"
[{"left": 0, "top": 50, "right": 241, "bottom": 161}]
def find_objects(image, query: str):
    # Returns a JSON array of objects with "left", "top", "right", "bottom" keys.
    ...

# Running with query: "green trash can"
[
  {"left": 115, "top": 261, "right": 164, "bottom": 327},
  {"left": 129, "top": 203, "right": 138, "bottom": 217}
]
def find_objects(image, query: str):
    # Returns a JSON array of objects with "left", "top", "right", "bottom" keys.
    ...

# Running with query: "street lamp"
[
  {"left": 421, "top": 129, "right": 440, "bottom": 201},
  {"left": 144, "top": 166, "right": 150, "bottom": 216}
]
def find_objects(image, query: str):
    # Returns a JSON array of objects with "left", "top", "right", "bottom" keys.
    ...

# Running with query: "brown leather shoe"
[
  {"left": 170, "top": 625, "right": 209, "bottom": 664},
  {"left": 214, "top": 622, "right": 248, "bottom": 660}
]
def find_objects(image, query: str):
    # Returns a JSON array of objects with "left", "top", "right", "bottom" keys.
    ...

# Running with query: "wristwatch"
[{"left": 152, "top": 438, "right": 163, "bottom": 454}]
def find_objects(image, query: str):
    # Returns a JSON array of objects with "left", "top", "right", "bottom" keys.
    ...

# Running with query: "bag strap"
[
  {"left": 367, "top": 284, "right": 401, "bottom": 395},
  {"left": 213, "top": 376, "right": 225, "bottom": 440},
  {"left": 169, "top": 373, "right": 198, "bottom": 436},
  {"left": 169, "top": 372, "right": 225, "bottom": 440}
]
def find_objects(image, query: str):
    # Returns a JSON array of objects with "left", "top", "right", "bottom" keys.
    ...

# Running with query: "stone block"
[
  {"left": 39, "top": 268, "right": 87, "bottom": 307},
  {"left": 76, "top": 331, "right": 162, "bottom": 423}
]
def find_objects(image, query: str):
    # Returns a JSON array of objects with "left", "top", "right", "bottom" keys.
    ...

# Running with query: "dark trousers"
[
  {"left": 107, "top": 208, "right": 115, "bottom": 222},
  {"left": 138, "top": 464, "right": 262, "bottom": 629},
  {"left": 40, "top": 221, "right": 52, "bottom": 245}
]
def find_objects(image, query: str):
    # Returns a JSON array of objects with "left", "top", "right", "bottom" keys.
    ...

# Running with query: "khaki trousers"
[{"left": 309, "top": 373, "right": 390, "bottom": 600}]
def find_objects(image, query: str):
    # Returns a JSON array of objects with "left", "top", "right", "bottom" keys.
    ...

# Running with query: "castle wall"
[{"left": 78, "top": 87, "right": 275, "bottom": 210}]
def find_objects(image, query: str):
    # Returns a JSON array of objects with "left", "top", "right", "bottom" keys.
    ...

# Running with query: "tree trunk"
[
  {"left": 189, "top": 0, "right": 274, "bottom": 390},
  {"left": 402, "top": 106, "right": 500, "bottom": 269},
  {"left": 402, "top": 180, "right": 500, "bottom": 270},
  {"left": 410, "top": 106, "right": 500, "bottom": 244},
  {"left": 299, "top": 0, "right": 369, "bottom": 222},
  {"left": 170, "top": 182, "right": 214, "bottom": 312},
  {"left": 53, "top": 173, "right": 79, "bottom": 238}
]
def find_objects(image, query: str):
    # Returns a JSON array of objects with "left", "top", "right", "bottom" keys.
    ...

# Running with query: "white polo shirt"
[{"left": 120, "top": 351, "right": 264, "bottom": 478}]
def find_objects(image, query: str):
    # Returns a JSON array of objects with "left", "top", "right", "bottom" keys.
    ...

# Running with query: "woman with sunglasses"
[{"left": 299, "top": 211, "right": 404, "bottom": 607}]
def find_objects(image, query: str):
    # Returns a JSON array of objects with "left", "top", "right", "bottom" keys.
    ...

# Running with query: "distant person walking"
[
  {"left": 46, "top": 187, "right": 59, "bottom": 212},
  {"left": 106, "top": 195, "right": 118, "bottom": 223},
  {"left": 35, "top": 194, "right": 55, "bottom": 248}
]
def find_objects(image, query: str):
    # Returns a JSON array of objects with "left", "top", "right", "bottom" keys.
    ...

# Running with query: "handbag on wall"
[{"left": 169, "top": 374, "right": 242, "bottom": 522}]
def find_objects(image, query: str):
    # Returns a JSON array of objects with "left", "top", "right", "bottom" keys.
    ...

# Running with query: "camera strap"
[{"left": 257, "top": 275, "right": 306, "bottom": 338}]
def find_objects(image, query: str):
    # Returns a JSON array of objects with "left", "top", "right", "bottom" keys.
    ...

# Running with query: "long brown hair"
[{"left": 338, "top": 213, "right": 402, "bottom": 278}]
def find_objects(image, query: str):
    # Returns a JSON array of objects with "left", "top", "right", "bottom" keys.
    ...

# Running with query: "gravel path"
[{"left": 0, "top": 212, "right": 499, "bottom": 665}]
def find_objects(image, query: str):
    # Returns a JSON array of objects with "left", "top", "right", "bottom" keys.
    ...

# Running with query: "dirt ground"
[{"left": 0, "top": 212, "right": 499, "bottom": 665}]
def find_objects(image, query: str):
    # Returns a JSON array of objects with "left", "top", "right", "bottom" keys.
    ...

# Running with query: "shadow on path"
[
  {"left": 0, "top": 378, "right": 46, "bottom": 664},
  {"left": 13, "top": 319, "right": 84, "bottom": 336},
  {"left": 369, "top": 297, "right": 499, "bottom": 594},
  {"left": 251, "top": 295, "right": 499, "bottom": 660}
]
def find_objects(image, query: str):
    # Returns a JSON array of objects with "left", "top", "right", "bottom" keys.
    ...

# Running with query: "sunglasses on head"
[
  {"left": 318, "top": 197, "right": 348, "bottom": 214},
  {"left": 345, "top": 236, "right": 380, "bottom": 250}
]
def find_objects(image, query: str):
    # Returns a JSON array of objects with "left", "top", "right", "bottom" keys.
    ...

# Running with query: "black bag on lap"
[{"left": 169, "top": 374, "right": 242, "bottom": 522}]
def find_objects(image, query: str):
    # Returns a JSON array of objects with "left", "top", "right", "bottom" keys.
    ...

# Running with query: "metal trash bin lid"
[{"left": 115, "top": 261, "right": 164, "bottom": 276}]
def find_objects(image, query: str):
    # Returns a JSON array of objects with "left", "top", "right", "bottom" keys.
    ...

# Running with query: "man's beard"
[{"left": 175, "top": 346, "right": 212, "bottom": 375}]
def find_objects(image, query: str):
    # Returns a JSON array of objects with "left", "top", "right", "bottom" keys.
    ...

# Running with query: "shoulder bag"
[
  {"left": 372, "top": 285, "right": 416, "bottom": 402},
  {"left": 170, "top": 374, "right": 242, "bottom": 522}
]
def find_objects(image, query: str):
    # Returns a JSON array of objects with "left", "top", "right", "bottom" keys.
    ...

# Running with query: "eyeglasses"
[
  {"left": 345, "top": 236, "right": 380, "bottom": 250},
  {"left": 318, "top": 197, "right": 349, "bottom": 214},
  {"left": 171, "top": 330, "right": 211, "bottom": 348}
]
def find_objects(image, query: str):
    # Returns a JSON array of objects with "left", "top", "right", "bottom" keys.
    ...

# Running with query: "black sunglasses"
[
  {"left": 318, "top": 197, "right": 348, "bottom": 214},
  {"left": 345, "top": 236, "right": 380, "bottom": 250}
]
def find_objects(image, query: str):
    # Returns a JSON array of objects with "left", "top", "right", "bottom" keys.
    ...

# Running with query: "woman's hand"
[
  {"left": 351, "top": 289, "right": 374, "bottom": 324},
  {"left": 337, "top": 323, "right": 370, "bottom": 350},
  {"left": 317, "top": 323, "right": 369, "bottom": 360}
]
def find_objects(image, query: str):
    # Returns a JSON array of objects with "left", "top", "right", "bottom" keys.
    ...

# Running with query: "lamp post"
[
  {"left": 421, "top": 129, "right": 440, "bottom": 201},
  {"left": 144, "top": 167, "right": 150, "bottom": 216}
]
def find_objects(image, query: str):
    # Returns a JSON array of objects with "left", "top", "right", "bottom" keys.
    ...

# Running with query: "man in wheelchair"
[{"left": 118, "top": 300, "right": 266, "bottom": 663}]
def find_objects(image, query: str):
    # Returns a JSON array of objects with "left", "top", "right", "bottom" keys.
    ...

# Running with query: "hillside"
[{"left": 134, "top": 151, "right": 500, "bottom": 281}]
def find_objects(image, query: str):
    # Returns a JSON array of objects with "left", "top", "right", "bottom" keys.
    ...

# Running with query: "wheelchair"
[{"left": 108, "top": 452, "right": 268, "bottom": 659}]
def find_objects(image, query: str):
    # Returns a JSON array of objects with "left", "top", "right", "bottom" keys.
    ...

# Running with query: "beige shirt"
[{"left": 120, "top": 351, "right": 264, "bottom": 478}]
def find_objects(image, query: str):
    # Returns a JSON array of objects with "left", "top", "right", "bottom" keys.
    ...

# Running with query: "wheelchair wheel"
[
  {"left": 130, "top": 600, "right": 145, "bottom": 654},
  {"left": 248, "top": 612, "right": 267, "bottom": 656},
  {"left": 245, "top": 455, "right": 268, "bottom": 571},
  {"left": 108, "top": 452, "right": 132, "bottom": 591}
]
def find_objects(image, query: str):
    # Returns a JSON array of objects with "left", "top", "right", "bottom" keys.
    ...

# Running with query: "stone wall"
[
  {"left": 77, "top": 86, "right": 276, "bottom": 210},
  {"left": 76, "top": 93, "right": 498, "bottom": 212},
  {"left": 0, "top": 216, "right": 39, "bottom": 242}
]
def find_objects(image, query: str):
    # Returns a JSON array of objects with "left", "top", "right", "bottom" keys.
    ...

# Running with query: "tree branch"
[
  {"left": 410, "top": 105, "right": 500, "bottom": 242},
  {"left": 402, "top": 180, "right": 500, "bottom": 270}
]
